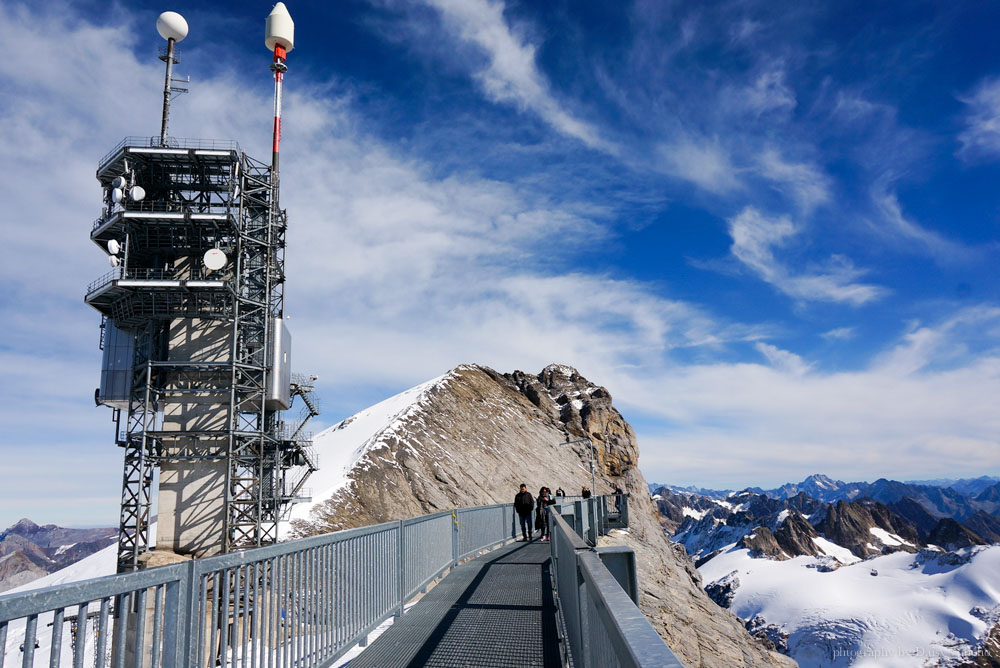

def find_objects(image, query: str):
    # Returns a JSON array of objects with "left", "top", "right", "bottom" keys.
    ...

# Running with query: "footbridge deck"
[{"left": 349, "top": 541, "right": 560, "bottom": 667}]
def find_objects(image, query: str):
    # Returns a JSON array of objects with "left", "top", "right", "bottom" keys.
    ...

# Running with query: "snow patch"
[
  {"left": 812, "top": 536, "right": 861, "bottom": 565},
  {"left": 870, "top": 526, "right": 912, "bottom": 547}
]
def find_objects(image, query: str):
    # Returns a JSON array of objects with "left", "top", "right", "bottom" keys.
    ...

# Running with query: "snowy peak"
[{"left": 0, "top": 519, "right": 116, "bottom": 593}]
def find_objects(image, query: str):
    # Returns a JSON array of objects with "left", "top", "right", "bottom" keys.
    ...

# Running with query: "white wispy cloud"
[
  {"left": 420, "top": 0, "right": 615, "bottom": 153},
  {"left": 658, "top": 137, "right": 743, "bottom": 194},
  {"left": 757, "top": 148, "right": 830, "bottom": 211},
  {"left": 728, "top": 207, "right": 886, "bottom": 305},
  {"left": 957, "top": 77, "right": 1000, "bottom": 161},
  {"left": 870, "top": 182, "right": 973, "bottom": 263},
  {"left": 821, "top": 327, "right": 855, "bottom": 341}
]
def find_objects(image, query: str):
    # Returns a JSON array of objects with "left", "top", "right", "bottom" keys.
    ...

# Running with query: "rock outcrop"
[
  {"left": 814, "top": 499, "right": 920, "bottom": 558},
  {"left": 293, "top": 364, "right": 795, "bottom": 667}
]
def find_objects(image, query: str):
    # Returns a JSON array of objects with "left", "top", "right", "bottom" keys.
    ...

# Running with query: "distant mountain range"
[
  {"left": 0, "top": 519, "right": 116, "bottom": 592},
  {"left": 649, "top": 475, "right": 1000, "bottom": 665},
  {"left": 650, "top": 473, "right": 1000, "bottom": 519}
]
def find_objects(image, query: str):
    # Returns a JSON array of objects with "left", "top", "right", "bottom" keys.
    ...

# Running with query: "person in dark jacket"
[
  {"left": 614, "top": 484, "right": 623, "bottom": 511},
  {"left": 536, "top": 487, "right": 556, "bottom": 542},
  {"left": 555, "top": 487, "right": 565, "bottom": 498},
  {"left": 514, "top": 484, "right": 535, "bottom": 541},
  {"left": 581, "top": 486, "right": 592, "bottom": 499}
]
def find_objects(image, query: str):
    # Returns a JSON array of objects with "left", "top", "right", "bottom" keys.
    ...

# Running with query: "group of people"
[
  {"left": 513, "top": 484, "right": 558, "bottom": 542},
  {"left": 513, "top": 483, "right": 627, "bottom": 541}
]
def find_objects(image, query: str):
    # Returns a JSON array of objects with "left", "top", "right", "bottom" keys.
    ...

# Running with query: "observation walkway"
[
  {"left": 0, "top": 495, "right": 684, "bottom": 668},
  {"left": 350, "top": 541, "right": 560, "bottom": 667}
]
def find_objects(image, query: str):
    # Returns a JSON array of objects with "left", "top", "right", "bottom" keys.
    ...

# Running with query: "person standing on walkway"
[
  {"left": 555, "top": 487, "right": 565, "bottom": 498},
  {"left": 581, "top": 486, "right": 591, "bottom": 499},
  {"left": 614, "top": 484, "right": 624, "bottom": 512},
  {"left": 514, "top": 484, "right": 535, "bottom": 541},
  {"left": 536, "top": 487, "right": 556, "bottom": 542}
]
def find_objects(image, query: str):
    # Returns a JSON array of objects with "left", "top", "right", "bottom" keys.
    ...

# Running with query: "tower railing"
[{"left": 0, "top": 495, "right": 678, "bottom": 667}]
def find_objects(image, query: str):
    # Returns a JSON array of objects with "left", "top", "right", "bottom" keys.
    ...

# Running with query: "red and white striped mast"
[{"left": 265, "top": 3, "right": 294, "bottom": 176}]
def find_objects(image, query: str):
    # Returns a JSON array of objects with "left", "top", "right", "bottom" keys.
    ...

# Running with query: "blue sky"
[{"left": 1, "top": 0, "right": 999, "bottom": 527}]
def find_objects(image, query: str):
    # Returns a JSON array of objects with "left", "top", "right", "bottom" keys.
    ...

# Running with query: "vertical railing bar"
[
  {"left": 72, "top": 603, "right": 87, "bottom": 668},
  {"left": 48, "top": 606, "right": 65, "bottom": 668},
  {"left": 197, "top": 574, "right": 209, "bottom": 668},
  {"left": 250, "top": 561, "right": 259, "bottom": 668},
  {"left": 96, "top": 598, "right": 110, "bottom": 668},
  {"left": 323, "top": 544, "right": 331, "bottom": 657},
  {"left": 0, "top": 620, "right": 8, "bottom": 668},
  {"left": 112, "top": 594, "right": 128, "bottom": 668},
  {"left": 240, "top": 564, "right": 250, "bottom": 668},
  {"left": 133, "top": 588, "right": 148, "bottom": 668},
  {"left": 232, "top": 566, "right": 243, "bottom": 667},
  {"left": 274, "top": 555, "right": 282, "bottom": 668},
  {"left": 23, "top": 613, "right": 38, "bottom": 668},
  {"left": 266, "top": 558, "right": 275, "bottom": 668},
  {"left": 209, "top": 572, "right": 220, "bottom": 668},
  {"left": 280, "top": 553, "right": 288, "bottom": 668},
  {"left": 151, "top": 585, "right": 163, "bottom": 668}
]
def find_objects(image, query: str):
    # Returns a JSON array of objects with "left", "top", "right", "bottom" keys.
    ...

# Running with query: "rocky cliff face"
[{"left": 292, "top": 364, "right": 795, "bottom": 668}]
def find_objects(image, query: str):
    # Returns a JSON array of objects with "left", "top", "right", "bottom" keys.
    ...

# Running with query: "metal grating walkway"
[{"left": 348, "top": 541, "right": 562, "bottom": 667}]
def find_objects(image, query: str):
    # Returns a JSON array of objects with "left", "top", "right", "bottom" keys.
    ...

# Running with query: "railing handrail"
[
  {"left": 547, "top": 495, "right": 686, "bottom": 668},
  {"left": 99, "top": 136, "right": 242, "bottom": 169}
]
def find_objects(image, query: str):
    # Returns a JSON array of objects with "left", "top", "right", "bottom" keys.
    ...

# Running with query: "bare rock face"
[
  {"left": 293, "top": 364, "right": 795, "bottom": 667},
  {"left": 815, "top": 499, "right": 920, "bottom": 558}
]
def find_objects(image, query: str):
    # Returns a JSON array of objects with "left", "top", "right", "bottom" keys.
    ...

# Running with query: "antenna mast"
[
  {"left": 156, "top": 12, "right": 189, "bottom": 146},
  {"left": 266, "top": 3, "right": 294, "bottom": 175}
]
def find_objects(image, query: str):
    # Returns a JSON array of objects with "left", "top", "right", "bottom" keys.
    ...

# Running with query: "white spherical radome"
[{"left": 156, "top": 11, "right": 188, "bottom": 42}]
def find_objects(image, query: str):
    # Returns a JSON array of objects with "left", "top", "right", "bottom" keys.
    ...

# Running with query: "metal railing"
[
  {"left": 86, "top": 268, "right": 228, "bottom": 298},
  {"left": 549, "top": 495, "right": 685, "bottom": 668},
  {"left": 0, "top": 503, "right": 511, "bottom": 668},
  {"left": 99, "top": 137, "right": 242, "bottom": 168}
]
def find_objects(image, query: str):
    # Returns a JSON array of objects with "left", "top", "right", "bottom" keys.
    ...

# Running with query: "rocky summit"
[{"left": 291, "top": 363, "right": 795, "bottom": 667}]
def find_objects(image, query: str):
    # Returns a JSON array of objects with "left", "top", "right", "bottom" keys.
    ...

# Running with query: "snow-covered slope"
[
  {"left": 281, "top": 372, "right": 449, "bottom": 535},
  {"left": 700, "top": 544, "right": 1000, "bottom": 667}
]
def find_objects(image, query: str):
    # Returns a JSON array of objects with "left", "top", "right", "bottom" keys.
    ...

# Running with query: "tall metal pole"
[
  {"left": 160, "top": 38, "right": 175, "bottom": 146},
  {"left": 270, "top": 45, "right": 287, "bottom": 175}
]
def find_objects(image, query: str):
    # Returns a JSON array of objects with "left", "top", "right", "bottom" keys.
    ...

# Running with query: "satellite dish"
[
  {"left": 109, "top": 255, "right": 120, "bottom": 267},
  {"left": 130, "top": 186, "right": 146, "bottom": 202},
  {"left": 265, "top": 3, "right": 294, "bottom": 52},
  {"left": 203, "top": 248, "right": 228, "bottom": 271},
  {"left": 107, "top": 239, "right": 121, "bottom": 255},
  {"left": 111, "top": 188, "right": 124, "bottom": 203},
  {"left": 157, "top": 12, "right": 189, "bottom": 42},
  {"left": 112, "top": 176, "right": 127, "bottom": 189}
]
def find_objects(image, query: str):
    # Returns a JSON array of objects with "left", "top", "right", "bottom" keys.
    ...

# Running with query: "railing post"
[
  {"left": 575, "top": 551, "right": 590, "bottom": 668},
  {"left": 452, "top": 509, "right": 460, "bottom": 567},
  {"left": 622, "top": 494, "right": 630, "bottom": 526},
  {"left": 397, "top": 520, "right": 405, "bottom": 617}
]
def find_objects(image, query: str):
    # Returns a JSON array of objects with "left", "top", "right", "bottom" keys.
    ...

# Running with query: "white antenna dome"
[
  {"left": 112, "top": 175, "right": 127, "bottom": 189},
  {"left": 112, "top": 188, "right": 124, "bottom": 203},
  {"left": 109, "top": 255, "right": 121, "bottom": 267},
  {"left": 157, "top": 11, "right": 189, "bottom": 42},
  {"left": 107, "top": 239, "right": 121, "bottom": 255},
  {"left": 130, "top": 185, "right": 146, "bottom": 202},
  {"left": 265, "top": 3, "right": 294, "bottom": 52},
  {"left": 203, "top": 248, "right": 228, "bottom": 272}
]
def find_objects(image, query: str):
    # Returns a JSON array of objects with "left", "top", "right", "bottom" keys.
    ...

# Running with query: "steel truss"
[{"left": 87, "top": 138, "right": 315, "bottom": 572}]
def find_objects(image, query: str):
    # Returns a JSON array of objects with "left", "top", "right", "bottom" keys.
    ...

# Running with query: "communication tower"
[{"left": 85, "top": 4, "right": 318, "bottom": 572}]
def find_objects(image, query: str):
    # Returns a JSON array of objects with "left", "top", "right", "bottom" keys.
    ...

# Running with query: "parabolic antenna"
[
  {"left": 265, "top": 3, "right": 294, "bottom": 52},
  {"left": 130, "top": 186, "right": 146, "bottom": 202},
  {"left": 109, "top": 255, "right": 120, "bottom": 267},
  {"left": 203, "top": 248, "right": 228, "bottom": 271},
  {"left": 112, "top": 188, "right": 124, "bottom": 203},
  {"left": 112, "top": 175, "right": 127, "bottom": 189},
  {"left": 157, "top": 11, "right": 189, "bottom": 42},
  {"left": 107, "top": 239, "right": 121, "bottom": 255}
]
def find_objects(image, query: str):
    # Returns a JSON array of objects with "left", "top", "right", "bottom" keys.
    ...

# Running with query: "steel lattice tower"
[{"left": 86, "top": 6, "right": 317, "bottom": 572}]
